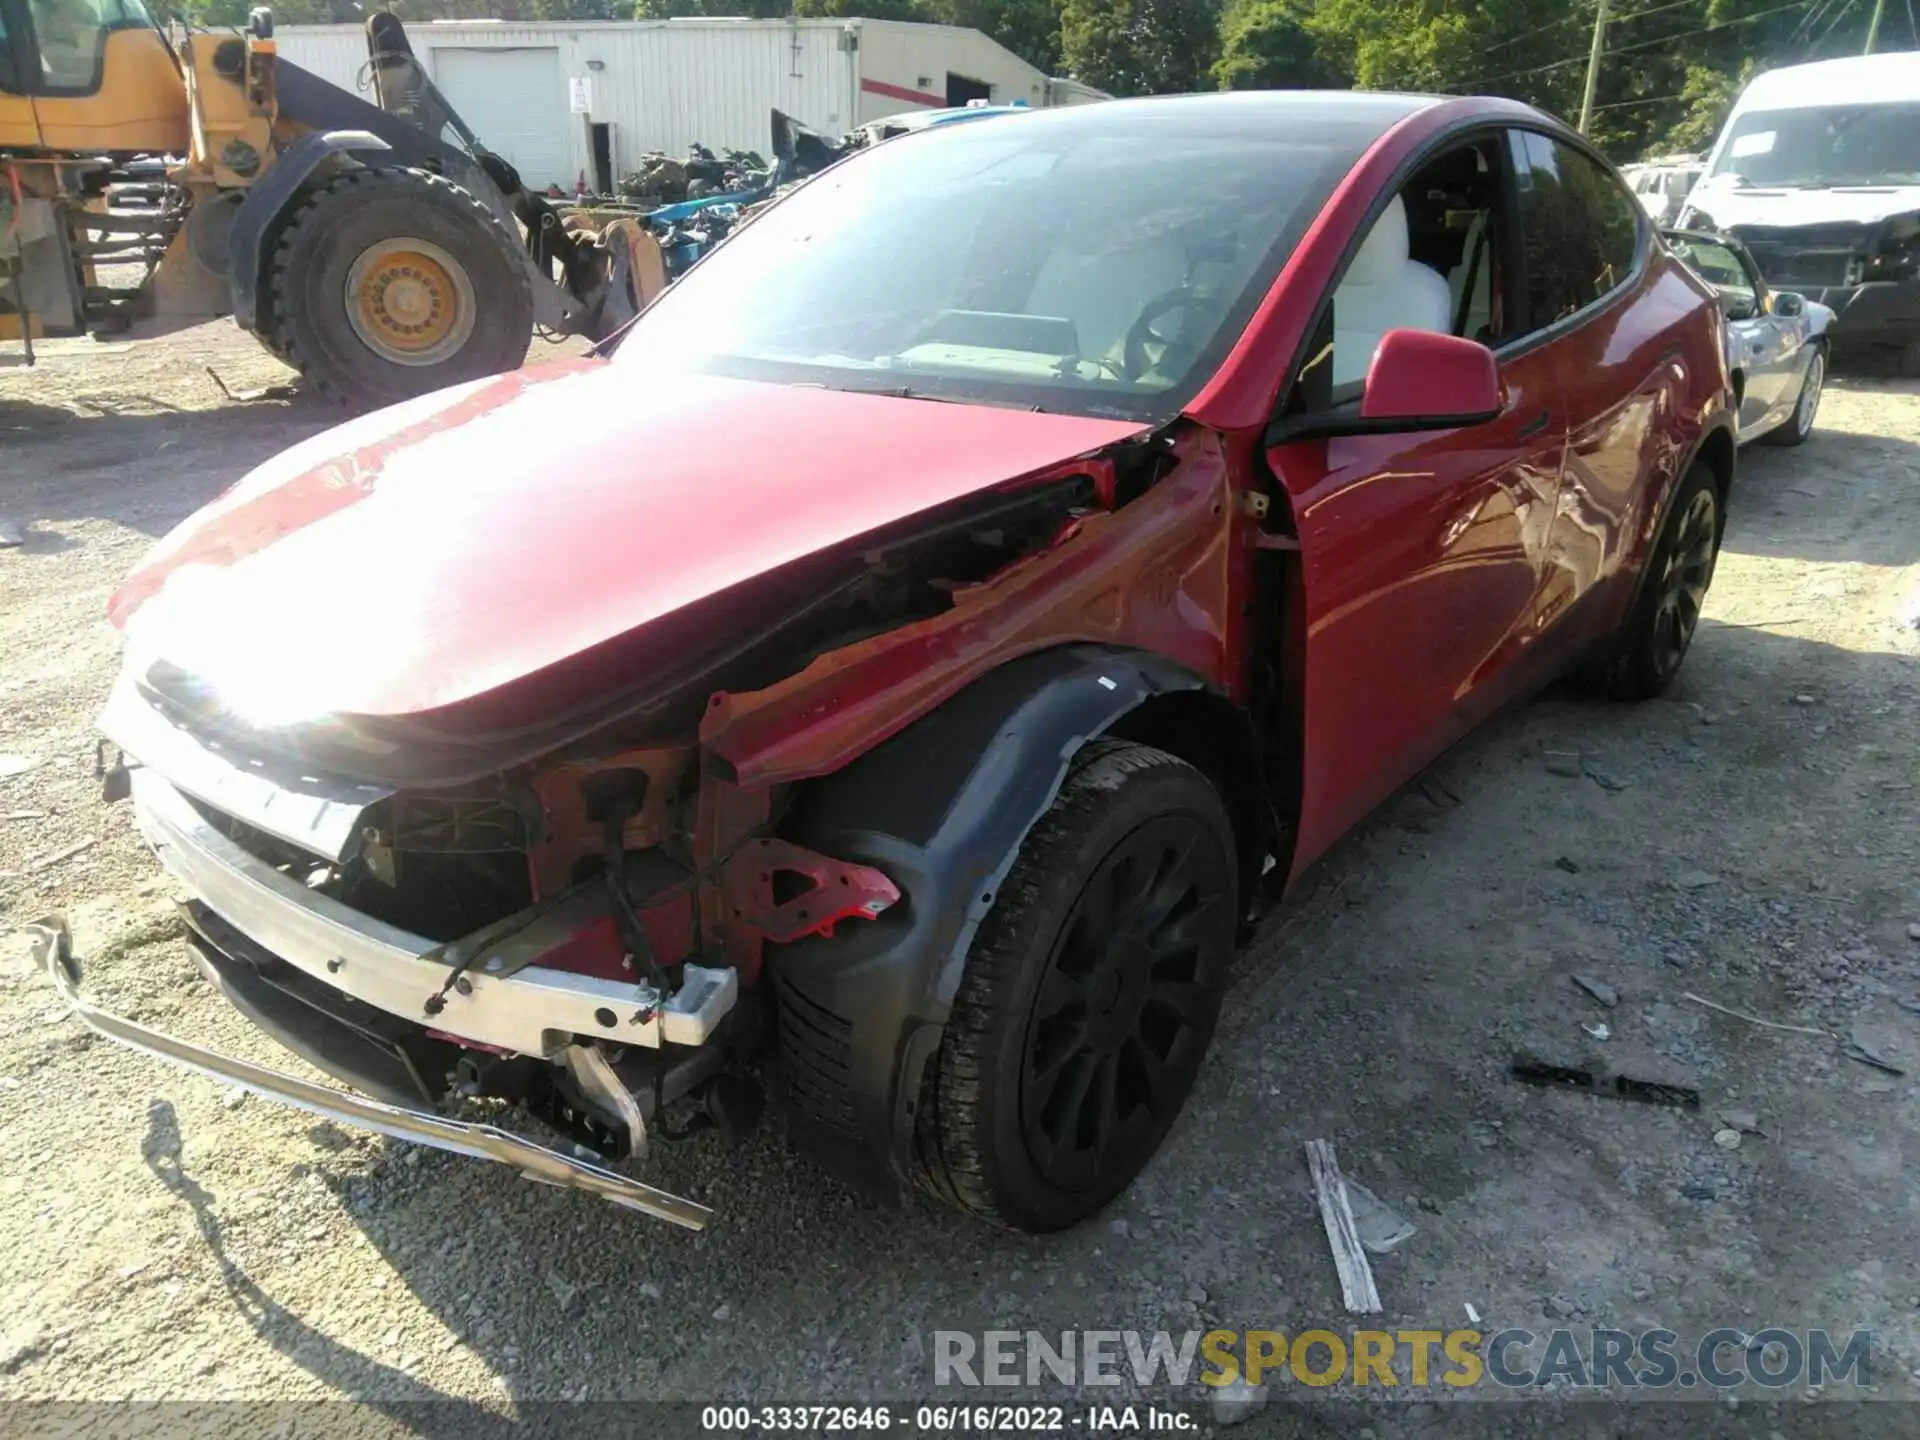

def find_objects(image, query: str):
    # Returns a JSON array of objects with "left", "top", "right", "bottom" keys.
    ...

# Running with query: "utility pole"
[
  {"left": 1863, "top": 0, "right": 1886, "bottom": 52},
  {"left": 1578, "top": 0, "right": 1611, "bottom": 135}
]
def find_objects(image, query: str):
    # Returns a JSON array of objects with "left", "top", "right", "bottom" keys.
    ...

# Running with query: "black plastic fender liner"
[
  {"left": 769, "top": 644, "right": 1217, "bottom": 1197},
  {"left": 227, "top": 129, "right": 391, "bottom": 333}
]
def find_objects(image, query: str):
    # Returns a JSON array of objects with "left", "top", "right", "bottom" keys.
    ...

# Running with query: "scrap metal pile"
[{"left": 619, "top": 144, "right": 770, "bottom": 205}]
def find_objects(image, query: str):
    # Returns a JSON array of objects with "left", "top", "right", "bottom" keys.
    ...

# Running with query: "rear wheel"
[
  {"left": 1761, "top": 345, "right": 1823, "bottom": 447},
  {"left": 265, "top": 167, "right": 533, "bottom": 408},
  {"left": 912, "top": 741, "right": 1238, "bottom": 1232},
  {"left": 1582, "top": 462, "right": 1722, "bottom": 701}
]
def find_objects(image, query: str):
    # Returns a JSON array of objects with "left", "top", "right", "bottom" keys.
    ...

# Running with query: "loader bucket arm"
[{"left": 362, "top": 12, "right": 482, "bottom": 156}]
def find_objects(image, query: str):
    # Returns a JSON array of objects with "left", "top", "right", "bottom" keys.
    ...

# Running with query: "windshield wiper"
[
  {"left": 827, "top": 382, "right": 1048, "bottom": 413},
  {"left": 851, "top": 384, "right": 962, "bottom": 403}
]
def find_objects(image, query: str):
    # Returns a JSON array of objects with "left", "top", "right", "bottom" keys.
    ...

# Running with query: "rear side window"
[{"left": 1508, "top": 131, "right": 1643, "bottom": 335}]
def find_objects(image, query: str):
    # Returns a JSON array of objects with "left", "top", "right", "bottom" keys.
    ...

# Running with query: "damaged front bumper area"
[
  {"left": 126, "top": 766, "right": 734, "bottom": 1059},
  {"left": 61, "top": 679, "right": 743, "bottom": 1228},
  {"left": 28, "top": 918, "right": 712, "bottom": 1228}
]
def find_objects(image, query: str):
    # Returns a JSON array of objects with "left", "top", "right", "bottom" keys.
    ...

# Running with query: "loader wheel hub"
[{"left": 345, "top": 238, "right": 478, "bottom": 368}]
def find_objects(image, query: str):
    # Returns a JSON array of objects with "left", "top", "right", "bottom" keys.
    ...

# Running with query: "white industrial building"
[{"left": 275, "top": 17, "right": 1107, "bottom": 193}]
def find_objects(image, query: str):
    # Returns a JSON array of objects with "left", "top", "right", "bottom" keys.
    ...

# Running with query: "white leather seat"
[{"left": 1331, "top": 195, "right": 1455, "bottom": 387}]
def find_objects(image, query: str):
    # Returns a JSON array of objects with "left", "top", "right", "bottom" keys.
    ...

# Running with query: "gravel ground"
[{"left": 2, "top": 325, "right": 1919, "bottom": 1432}]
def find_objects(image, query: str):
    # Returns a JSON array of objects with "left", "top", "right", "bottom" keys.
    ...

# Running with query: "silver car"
[{"left": 1665, "top": 229, "right": 1834, "bottom": 446}]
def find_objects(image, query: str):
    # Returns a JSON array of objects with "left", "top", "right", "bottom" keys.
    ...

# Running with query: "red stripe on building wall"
[{"left": 861, "top": 77, "right": 946, "bottom": 108}]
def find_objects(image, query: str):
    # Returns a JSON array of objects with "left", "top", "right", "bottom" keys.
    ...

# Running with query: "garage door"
[{"left": 431, "top": 47, "right": 570, "bottom": 191}]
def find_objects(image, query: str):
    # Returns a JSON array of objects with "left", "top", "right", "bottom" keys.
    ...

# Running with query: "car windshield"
[
  {"left": 616, "top": 98, "right": 1391, "bottom": 421},
  {"left": 1709, "top": 102, "right": 1920, "bottom": 189}
]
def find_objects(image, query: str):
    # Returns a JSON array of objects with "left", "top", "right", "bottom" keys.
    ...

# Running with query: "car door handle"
[{"left": 1515, "top": 408, "right": 1551, "bottom": 440}]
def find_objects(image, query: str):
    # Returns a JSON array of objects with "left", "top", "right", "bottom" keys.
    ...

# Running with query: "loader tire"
[{"left": 265, "top": 167, "right": 532, "bottom": 409}]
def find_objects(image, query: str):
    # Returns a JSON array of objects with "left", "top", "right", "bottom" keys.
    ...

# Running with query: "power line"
[
  {"left": 1816, "top": 0, "right": 1862, "bottom": 41},
  {"left": 1864, "top": 0, "right": 1887, "bottom": 49},
  {"left": 1789, "top": 0, "right": 1840, "bottom": 42},
  {"left": 1459, "top": 8, "right": 1594, "bottom": 65},
  {"left": 1592, "top": 89, "right": 1693, "bottom": 110},
  {"left": 1462, "top": 0, "right": 1813, "bottom": 90},
  {"left": 1455, "top": 0, "right": 1696, "bottom": 77},
  {"left": 1604, "top": 0, "right": 1816, "bottom": 60},
  {"left": 1611, "top": 0, "right": 1711, "bottom": 26}
]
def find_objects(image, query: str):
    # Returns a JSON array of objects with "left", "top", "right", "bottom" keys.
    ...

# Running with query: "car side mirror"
[
  {"left": 1772, "top": 290, "right": 1806, "bottom": 318},
  {"left": 1265, "top": 330, "right": 1504, "bottom": 445}
]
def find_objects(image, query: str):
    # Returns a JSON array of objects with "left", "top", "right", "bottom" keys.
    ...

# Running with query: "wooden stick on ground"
[
  {"left": 1682, "top": 991, "right": 1831, "bottom": 1038},
  {"left": 1305, "top": 1139, "right": 1381, "bottom": 1314}
]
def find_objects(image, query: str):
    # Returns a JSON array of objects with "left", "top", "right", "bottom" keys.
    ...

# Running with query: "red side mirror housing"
[
  {"left": 1360, "top": 329, "right": 1503, "bottom": 426},
  {"left": 1264, "top": 328, "right": 1505, "bottom": 447}
]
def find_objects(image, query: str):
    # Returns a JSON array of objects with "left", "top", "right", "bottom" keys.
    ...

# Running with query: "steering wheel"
[{"left": 1122, "top": 289, "right": 1209, "bottom": 383}]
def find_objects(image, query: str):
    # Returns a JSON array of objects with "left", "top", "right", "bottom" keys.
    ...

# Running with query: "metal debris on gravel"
[{"left": 1574, "top": 974, "right": 1620, "bottom": 1008}]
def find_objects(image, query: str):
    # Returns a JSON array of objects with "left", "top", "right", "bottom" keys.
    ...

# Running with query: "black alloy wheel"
[
  {"left": 912, "top": 741, "right": 1238, "bottom": 1232},
  {"left": 1019, "top": 812, "right": 1229, "bottom": 1191},
  {"left": 1649, "top": 484, "right": 1719, "bottom": 682}
]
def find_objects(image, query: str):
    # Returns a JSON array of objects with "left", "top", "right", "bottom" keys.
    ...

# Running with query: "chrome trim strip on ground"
[{"left": 27, "top": 919, "right": 711, "bottom": 1229}]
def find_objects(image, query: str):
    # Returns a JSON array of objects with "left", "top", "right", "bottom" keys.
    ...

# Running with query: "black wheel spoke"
[
  {"left": 1147, "top": 894, "right": 1222, "bottom": 967},
  {"left": 1034, "top": 966, "right": 1085, "bottom": 1022},
  {"left": 1044, "top": 1052, "right": 1099, "bottom": 1152},
  {"left": 1676, "top": 583, "right": 1700, "bottom": 629},
  {"left": 1146, "top": 980, "right": 1207, "bottom": 1027},
  {"left": 1078, "top": 864, "right": 1119, "bottom": 942},
  {"left": 1134, "top": 835, "right": 1199, "bottom": 937},
  {"left": 1088, "top": 1055, "right": 1120, "bottom": 1159},
  {"left": 1122, "top": 1032, "right": 1166, "bottom": 1099}
]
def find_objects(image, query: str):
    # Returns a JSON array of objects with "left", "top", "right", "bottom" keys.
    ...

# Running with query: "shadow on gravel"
[
  {"left": 1, "top": 397, "right": 336, "bottom": 539},
  {"left": 140, "top": 1099, "right": 500, "bottom": 1430},
  {"left": 1729, "top": 377, "right": 1920, "bottom": 567}
]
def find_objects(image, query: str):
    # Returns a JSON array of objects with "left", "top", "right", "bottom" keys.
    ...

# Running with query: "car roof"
[
  {"left": 1059, "top": 90, "right": 1441, "bottom": 127},
  {"left": 884, "top": 90, "right": 1467, "bottom": 154},
  {"left": 1733, "top": 52, "right": 1920, "bottom": 111}
]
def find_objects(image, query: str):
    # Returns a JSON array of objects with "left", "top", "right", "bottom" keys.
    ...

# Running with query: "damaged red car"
[{"left": 54, "top": 92, "right": 1737, "bottom": 1234}]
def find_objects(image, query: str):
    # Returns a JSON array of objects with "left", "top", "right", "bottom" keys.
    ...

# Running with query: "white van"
[{"left": 1678, "top": 52, "right": 1920, "bottom": 371}]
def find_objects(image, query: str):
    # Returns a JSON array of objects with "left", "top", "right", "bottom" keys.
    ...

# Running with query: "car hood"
[
  {"left": 111, "top": 359, "right": 1144, "bottom": 723},
  {"left": 1684, "top": 180, "right": 1920, "bottom": 230}
]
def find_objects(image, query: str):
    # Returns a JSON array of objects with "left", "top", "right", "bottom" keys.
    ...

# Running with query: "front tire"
[
  {"left": 912, "top": 741, "right": 1238, "bottom": 1232},
  {"left": 1761, "top": 345, "right": 1823, "bottom": 447},
  {"left": 265, "top": 167, "right": 533, "bottom": 408},
  {"left": 1583, "top": 462, "right": 1722, "bottom": 701}
]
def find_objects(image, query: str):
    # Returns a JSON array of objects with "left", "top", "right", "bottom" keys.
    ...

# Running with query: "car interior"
[
  {"left": 1668, "top": 237, "right": 1760, "bottom": 320},
  {"left": 1326, "top": 138, "right": 1506, "bottom": 393}
]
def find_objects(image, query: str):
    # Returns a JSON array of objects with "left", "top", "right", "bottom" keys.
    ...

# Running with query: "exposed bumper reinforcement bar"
[
  {"left": 28, "top": 917, "right": 711, "bottom": 1230},
  {"left": 129, "top": 767, "right": 737, "bottom": 1057}
]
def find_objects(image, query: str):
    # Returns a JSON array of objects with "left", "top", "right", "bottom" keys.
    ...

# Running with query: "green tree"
[
  {"left": 928, "top": 0, "right": 1065, "bottom": 73},
  {"left": 1212, "top": 0, "right": 1338, "bottom": 89},
  {"left": 1059, "top": 0, "right": 1220, "bottom": 95}
]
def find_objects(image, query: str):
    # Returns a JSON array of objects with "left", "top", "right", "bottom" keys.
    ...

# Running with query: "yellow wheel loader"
[{"left": 0, "top": 4, "right": 667, "bottom": 405}]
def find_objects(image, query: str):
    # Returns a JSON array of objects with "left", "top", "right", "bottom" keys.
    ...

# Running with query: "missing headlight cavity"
[{"left": 339, "top": 792, "right": 537, "bottom": 941}]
